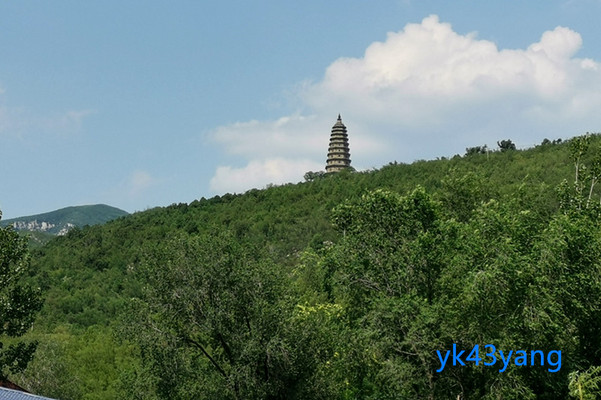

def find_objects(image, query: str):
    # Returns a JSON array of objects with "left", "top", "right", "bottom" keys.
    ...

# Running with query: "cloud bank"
[{"left": 209, "top": 15, "right": 601, "bottom": 194}]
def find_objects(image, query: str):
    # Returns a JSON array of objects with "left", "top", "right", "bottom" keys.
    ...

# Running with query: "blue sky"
[{"left": 2, "top": 1, "right": 601, "bottom": 218}]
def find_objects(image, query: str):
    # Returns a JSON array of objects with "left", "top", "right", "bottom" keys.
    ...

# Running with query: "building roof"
[
  {"left": 0, "top": 387, "right": 57, "bottom": 400},
  {"left": 333, "top": 114, "right": 345, "bottom": 127}
]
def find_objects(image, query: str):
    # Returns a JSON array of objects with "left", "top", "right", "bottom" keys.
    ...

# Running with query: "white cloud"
[
  {"left": 212, "top": 113, "right": 385, "bottom": 160},
  {"left": 211, "top": 114, "right": 325, "bottom": 159},
  {"left": 210, "top": 158, "right": 324, "bottom": 194},
  {"left": 305, "top": 16, "right": 599, "bottom": 119},
  {"left": 209, "top": 15, "right": 601, "bottom": 194}
]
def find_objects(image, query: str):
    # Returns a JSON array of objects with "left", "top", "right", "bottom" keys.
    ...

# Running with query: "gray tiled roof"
[{"left": 0, "top": 387, "right": 57, "bottom": 400}]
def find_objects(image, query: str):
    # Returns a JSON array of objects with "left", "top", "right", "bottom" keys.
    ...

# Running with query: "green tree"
[
  {"left": 570, "top": 366, "right": 601, "bottom": 400},
  {"left": 497, "top": 139, "right": 516, "bottom": 151},
  {"left": 464, "top": 145, "right": 488, "bottom": 156},
  {"left": 304, "top": 171, "right": 326, "bottom": 182},
  {"left": 569, "top": 134, "right": 591, "bottom": 186},
  {"left": 324, "top": 188, "right": 455, "bottom": 399},
  {"left": 124, "top": 230, "right": 333, "bottom": 399},
  {"left": 0, "top": 210, "right": 43, "bottom": 379},
  {"left": 316, "top": 184, "right": 591, "bottom": 399}
]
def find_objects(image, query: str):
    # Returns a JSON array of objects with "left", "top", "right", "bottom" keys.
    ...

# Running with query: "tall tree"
[
  {"left": 0, "top": 210, "right": 43, "bottom": 380},
  {"left": 124, "top": 230, "right": 333, "bottom": 400}
]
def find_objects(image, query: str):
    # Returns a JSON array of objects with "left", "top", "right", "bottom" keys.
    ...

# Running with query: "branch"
[{"left": 184, "top": 336, "right": 228, "bottom": 379}]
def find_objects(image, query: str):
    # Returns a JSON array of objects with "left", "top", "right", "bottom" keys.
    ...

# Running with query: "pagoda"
[{"left": 325, "top": 114, "right": 351, "bottom": 173}]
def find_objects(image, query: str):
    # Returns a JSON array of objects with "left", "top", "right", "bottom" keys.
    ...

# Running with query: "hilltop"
[{"left": 1, "top": 204, "right": 128, "bottom": 238}]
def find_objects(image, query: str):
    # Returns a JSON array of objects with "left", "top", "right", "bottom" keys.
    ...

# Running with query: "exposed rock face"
[
  {"left": 11, "top": 220, "right": 75, "bottom": 235},
  {"left": 57, "top": 223, "right": 76, "bottom": 236},
  {"left": 12, "top": 220, "right": 55, "bottom": 232}
]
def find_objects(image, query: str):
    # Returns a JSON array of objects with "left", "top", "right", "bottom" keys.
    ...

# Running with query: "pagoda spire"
[{"left": 325, "top": 114, "right": 351, "bottom": 173}]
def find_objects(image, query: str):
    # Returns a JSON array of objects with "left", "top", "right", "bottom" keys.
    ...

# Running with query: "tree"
[
  {"left": 0, "top": 210, "right": 43, "bottom": 380},
  {"left": 325, "top": 188, "right": 455, "bottom": 399},
  {"left": 497, "top": 139, "right": 516, "bottom": 151},
  {"left": 464, "top": 145, "right": 488, "bottom": 156},
  {"left": 570, "top": 367, "right": 601, "bottom": 400},
  {"left": 558, "top": 134, "right": 601, "bottom": 211},
  {"left": 304, "top": 171, "right": 326, "bottom": 182},
  {"left": 569, "top": 134, "right": 591, "bottom": 186},
  {"left": 125, "top": 230, "right": 332, "bottom": 399},
  {"left": 316, "top": 184, "right": 592, "bottom": 398}
]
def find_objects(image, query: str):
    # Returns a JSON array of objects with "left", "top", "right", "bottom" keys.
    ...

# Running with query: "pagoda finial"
[{"left": 337, "top": 113, "right": 342, "bottom": 121}]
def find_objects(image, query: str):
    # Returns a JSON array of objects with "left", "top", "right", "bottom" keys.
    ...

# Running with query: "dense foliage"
[
  {"left": 7, "top": 135, "right": 601, "bottom": 398},
  {"left": 0, "top": 211, "right": 43, "bottom": 380}
]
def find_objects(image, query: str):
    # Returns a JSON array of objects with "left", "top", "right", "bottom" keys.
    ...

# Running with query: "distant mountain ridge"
[{"left": 0, "top": 204, "right": 129, "bottom": 236}]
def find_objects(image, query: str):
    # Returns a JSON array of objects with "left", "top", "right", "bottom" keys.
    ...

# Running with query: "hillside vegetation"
[{"left": 7, "top": 135, "right": 601, "bottom": 399}]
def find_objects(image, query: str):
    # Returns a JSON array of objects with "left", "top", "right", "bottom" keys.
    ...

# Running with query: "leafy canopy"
[{"left": 0, "top": 210, "right": 42, "bottom": 379}]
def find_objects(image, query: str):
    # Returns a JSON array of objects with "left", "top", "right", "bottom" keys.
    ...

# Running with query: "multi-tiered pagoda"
[{"left": 325, "top": 115, "right": 351, "bottom": 173}]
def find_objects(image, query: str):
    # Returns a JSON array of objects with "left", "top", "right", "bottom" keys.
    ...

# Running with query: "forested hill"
[
  {"left": 1, "top": 204, "right": 128, "bottom": 237},
  {"left": 28, "top": 137, "right": 584, "bottom": 300},
  {"left": 11, "top": 135, "right": 601, "bottom": 399}
]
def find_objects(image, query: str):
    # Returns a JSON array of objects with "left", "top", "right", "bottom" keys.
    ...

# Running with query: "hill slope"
[
  {"left": 10, "top": 134, "right": 601, "bottom": 399},
  {"left": 26, "top": 138, "right": 598, "bottom": 328}
]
